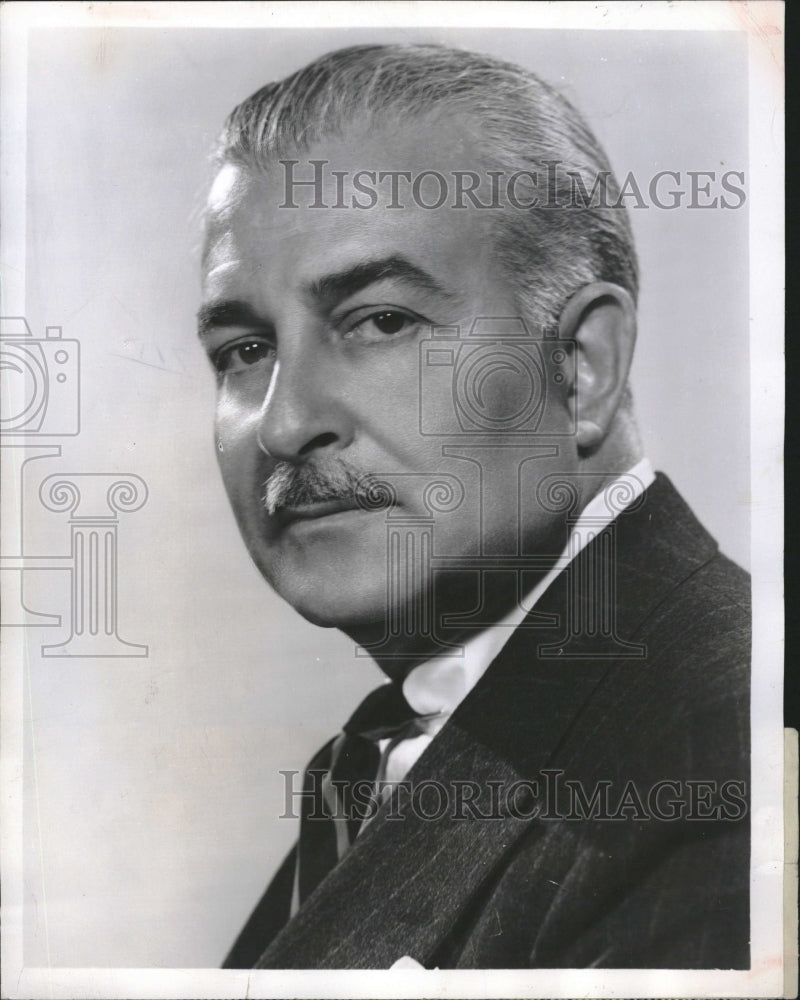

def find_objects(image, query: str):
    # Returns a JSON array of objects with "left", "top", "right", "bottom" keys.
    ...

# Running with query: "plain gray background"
[{"left": 20, "top": 27, "right": 749, "bottom": 967}]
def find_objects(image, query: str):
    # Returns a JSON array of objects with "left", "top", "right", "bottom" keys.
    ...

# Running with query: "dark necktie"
[{"left": 294, "top": 682, "right": 428, "bottom": 908}]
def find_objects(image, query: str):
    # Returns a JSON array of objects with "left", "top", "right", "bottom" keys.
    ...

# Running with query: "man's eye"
[
  {"left": 346, "top": 310, "right": 421, "bottom": 342},
  {"left": 214, "top": 339, "right": 275, "bottom": 375}
]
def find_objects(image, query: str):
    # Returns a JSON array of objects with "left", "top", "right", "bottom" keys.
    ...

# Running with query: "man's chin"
[
  {"left": 293, "top": 604, "right": 385, "bottom": 631},
  {"left": 287, "top": 598, "right": 392, "bottom": 634},
  {"left": 266, "top": 574, "right": 393, "bottom": 632}
]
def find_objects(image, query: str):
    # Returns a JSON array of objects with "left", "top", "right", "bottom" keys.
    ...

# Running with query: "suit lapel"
[
  {"left": 255, "top": 475, "right": 719, "bottom": 969},
  {"left": 255, "top": 721, "right": 530, "bottom": 968},
  {"left": 255, "top": 610, "right": 611, "bottom": 969}
]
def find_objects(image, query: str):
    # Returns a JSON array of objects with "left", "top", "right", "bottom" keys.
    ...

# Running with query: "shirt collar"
[{"left": 401, "top": 459, "right": 656, "bottom": 717}]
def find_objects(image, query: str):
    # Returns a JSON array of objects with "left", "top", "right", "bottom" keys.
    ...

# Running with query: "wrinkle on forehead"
[{"left": 201, "top": 240, "right": 252, "bottom": 295}]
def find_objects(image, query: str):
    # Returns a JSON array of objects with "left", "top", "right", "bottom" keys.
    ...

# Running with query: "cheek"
[
  {"left": 214, "top": 404, "right": 263, "bottom": 502},
  {"left": 214, "top": 445, "right": 246, "bottom": 512},
  {"left": 214, "top": 385, "right": 264, "bottom": 452},
  {"left": 349, "top": 351, "right": 430, "bottom": 454}
]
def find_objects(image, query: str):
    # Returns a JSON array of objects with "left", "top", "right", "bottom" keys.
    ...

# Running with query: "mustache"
[{"left": 262, "top": 460, "right": 384, "bottom": 516}]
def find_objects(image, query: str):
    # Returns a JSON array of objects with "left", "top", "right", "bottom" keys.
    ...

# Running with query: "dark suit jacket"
[{"left": 224, "top": 474, "right": 750, "bottom": 969}]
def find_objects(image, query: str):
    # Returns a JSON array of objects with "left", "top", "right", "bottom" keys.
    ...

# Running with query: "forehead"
[{"left": 201, "top": 119, "right": 504, "bottom": 300}]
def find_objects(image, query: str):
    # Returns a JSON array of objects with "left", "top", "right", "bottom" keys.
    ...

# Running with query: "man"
[{"left": 198, "top": 44, "right": 749, "bottom": 969}]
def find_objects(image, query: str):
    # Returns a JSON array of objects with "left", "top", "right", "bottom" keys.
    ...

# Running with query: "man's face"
[{"left": 200, "top": 119, "right": 578, "bottom": 631}]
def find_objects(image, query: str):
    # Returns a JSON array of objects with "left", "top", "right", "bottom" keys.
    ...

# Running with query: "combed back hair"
[{"left": 216, "top": 43, "right": 638, "bottom": 329}]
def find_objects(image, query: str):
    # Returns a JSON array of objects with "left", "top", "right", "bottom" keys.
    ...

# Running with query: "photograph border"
[{"left": 0, "top": 2, "right": 785, "bottom": 997}]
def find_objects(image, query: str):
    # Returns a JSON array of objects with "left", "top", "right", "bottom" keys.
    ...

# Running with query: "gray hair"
[{"left": 215, "top": 43, "right": 638, "bottom": 329}]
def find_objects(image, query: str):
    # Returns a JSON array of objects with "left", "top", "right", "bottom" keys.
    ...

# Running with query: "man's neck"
[{"left": 345, "top": 564, "right": 543, "bottom": 681}]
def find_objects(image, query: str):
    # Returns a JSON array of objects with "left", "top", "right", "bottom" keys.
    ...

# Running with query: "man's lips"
[{"left": 271, "top": 496, "right": 365, "bottom": 525}]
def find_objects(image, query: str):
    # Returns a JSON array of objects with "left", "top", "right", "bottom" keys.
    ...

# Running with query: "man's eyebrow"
[
  {"left": 196, "top": 300, "right": 268, "bottom": 338},
  {"left": 305, "top": 256, "right": 453, "bottom": 306}
]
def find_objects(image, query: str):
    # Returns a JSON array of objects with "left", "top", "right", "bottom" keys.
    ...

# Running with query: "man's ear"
[{"left": 557, "top": 282, "right": 637, "bottom": 450}]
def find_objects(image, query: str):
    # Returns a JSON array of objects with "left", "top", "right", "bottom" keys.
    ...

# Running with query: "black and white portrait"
[{"left": 0, "top": 4, "right": 785, "bottom": 997}]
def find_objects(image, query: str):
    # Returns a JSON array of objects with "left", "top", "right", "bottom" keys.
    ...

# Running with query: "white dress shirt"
[{"left": 375, "top": 459, "right": 656, "bottom": 786}]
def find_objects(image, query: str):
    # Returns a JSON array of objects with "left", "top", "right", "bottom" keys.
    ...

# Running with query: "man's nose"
[{"left": 256, "top": 347, "right": 355, "bottom": 461}]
